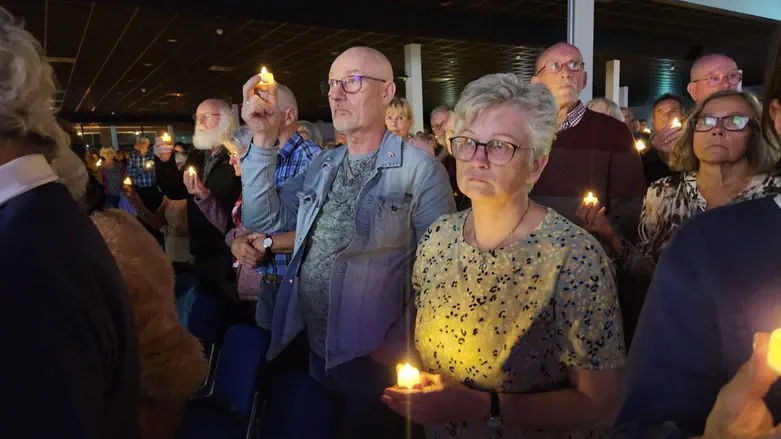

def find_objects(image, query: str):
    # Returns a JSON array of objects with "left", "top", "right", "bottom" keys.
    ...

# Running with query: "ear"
[
  {"left": 687, "top": 82, "right": 697, "bottom": 102},
  {"left": 526, "top": 154, "right": 549, "bottom": 185},
  {"left": 382, "top": 81, "right": 396, "bottom": 105},
  {"left": 284, "top": 108, "right": 297, "bottom": 126},
  {"left": 770, "top": 99, "right": 781, "bottom": 138},
  {"left": 581, "top": 71, "right": 588, "bottom": 90}
]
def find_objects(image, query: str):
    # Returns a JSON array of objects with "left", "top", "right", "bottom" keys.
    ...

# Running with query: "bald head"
[
  {"left": 536, "top": 42, "right": 582, "bottom": 72},
  {"left": 276, "top": 83, "right": 298, "bottom": 116},
  {"left": 334, "top": 46, "right": 394, "bottom": 81},
  {"left": 531, "top": 42, "right": 587, "bottom": 110},
  {"left": 687, "top": 54, "right": 739, "bottom": 103}
]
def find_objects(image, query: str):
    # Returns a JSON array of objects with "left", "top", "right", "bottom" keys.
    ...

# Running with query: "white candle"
[
  {"left": 397, "top": 363, "right": 421, "bottom": 389},
  {"left": 259, "top": 66, "right": 275, "bottom": 84}
]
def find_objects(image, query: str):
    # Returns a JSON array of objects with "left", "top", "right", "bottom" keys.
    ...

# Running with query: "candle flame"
[
  {"left": 583, "top": 191, "right": 598, "bottom": 206},
  {"left": 671, "top": 117, "right": 682, "bottom": 129},
  {"left": 769, "top": 329, "right": 781, "bottom": 374},
  {"left": 259, "top": 66, "right": 275, "bottom": 84},
  {"left": 635, "top": 140, "right": 647, "bottom": 152},
  {"left": 96, "top": 159, "right": 102, "bottom": 167},
  {"left": 188, "top": 166, "right": 197, "bottom": 177},
  {"left": 643, "top": 127, "right": 651, "bottom": 134},
  {"left": 162, "top": 132, "right": 171, "bottom": 143},
  {"left": 397, "top": 363, "right": 421, "bottom": 389},
  {"left": 123, "top": 177, "right": 132, "bottom": 186},
  {"left": 145, "top": 161, "right": 153, "bottom": 169}
]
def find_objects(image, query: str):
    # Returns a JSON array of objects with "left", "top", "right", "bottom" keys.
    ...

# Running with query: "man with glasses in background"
[
  {"left": 240, "top": 46, "right": 454, "bottom": 438},
  {"left": 127, "top": 135, "right": 162, "bottom": 212},
  {"left": 530, "top": 42, "right": 646, "bottom": 243},
  {"left": 688, "top": 54, "right": 742, "bottom": 104}
]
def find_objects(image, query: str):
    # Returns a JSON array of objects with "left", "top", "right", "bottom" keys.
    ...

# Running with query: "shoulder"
[
  {"left": 417, "top": 211, "right": 466, "bottom": 248},
  {"left": 677, "top": 196, "right": 778, "bottom": 247},
  {"left": 580, "top": 109, "right": 635, "bottom": 150},
  {"left": 646, "top": 172, "right": 691, "bottom": 198},
  {"left": 298, "top": 139, "right": 323, "bottom": 159},
  {"left": 546, "top": 210, "right": 610, "bottom": 260}
]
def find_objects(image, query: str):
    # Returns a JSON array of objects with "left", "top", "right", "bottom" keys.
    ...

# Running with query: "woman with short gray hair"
[
  {"left": 577, "top": 89, "right": 781, "bottom": 279},
  {"left": 586, "top": 97, "right": 625, "bottom": 122},
  {"left": 383, "top": 73, "right": 625, "bottom": 439}
]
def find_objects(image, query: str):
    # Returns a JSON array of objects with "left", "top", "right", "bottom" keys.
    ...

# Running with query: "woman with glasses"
[
  {"left": 385, "top": 96, "right": 435, "bottom": 156},
  {"left": 577, "top": 90, "right": 781, "bottom": 280},
  {"left": 382, "top": 73, "right": 625, "bottom": 439}
]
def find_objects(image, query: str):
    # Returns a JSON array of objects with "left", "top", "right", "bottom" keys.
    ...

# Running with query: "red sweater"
[{"left": 530, "top": 108, "right": 647, "bottom": 242}]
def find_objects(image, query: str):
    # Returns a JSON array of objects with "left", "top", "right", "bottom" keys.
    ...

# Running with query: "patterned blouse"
[
  {"left": 616, "top": 172, "right": 781, "bottom": 274},
  {"left": 413, "top": 209, "right": 625, "bottom": 439}
]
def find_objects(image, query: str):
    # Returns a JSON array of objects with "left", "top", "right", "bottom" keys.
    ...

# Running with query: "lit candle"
[
  {"left": 188, "top": 166, "right": 197, "bottom": 177},
  {"left": 671, "top": 117, "right": 682, "bottom": 129},
  {"left": 259, "top": 66, "right": 275, "bottom": 85},
  {"left": 642, "top": 127, "right": 651, "bottom": 134},
  {"left": 583, "top": 191, "right": 598, "bottom": 206},
  {"left": 96, "top": 159, "right": 102, "bottom": 167},
  {"left": 162, "top": 132, "right": 171, "bottom": 143},
  {"left": 397, "top": 363, "right": 421, "bottom": 389},
  {"left": 123, "top": 177, "right": 132, "bottom": 186},
  {"left": 145, "top": 161, "right": 154, "bottom": 169},
  {"left": 769, "top": 329, "right": 781, "bottom": 374},
  {"left": 635, "top": 140, "right": 647, "bottom": 152}
]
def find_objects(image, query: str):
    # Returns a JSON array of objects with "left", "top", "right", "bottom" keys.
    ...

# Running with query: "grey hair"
[
  {"left": 586, "top": 98, "right": 625, "bottom": 122},
  {"left": 452, "top": 73, "right": 557, "bottom": 163},
  {"left": 135, "top": 134, "right": 150, "bottom": 144},
  {"left": 430, "top": 105, "right": 451, "bottom": 120},
  {"left": 670, "top": 90, "right": 780, "bottom": 173},
  {"left": 0, "top": 8, "right": 69, "bottom": 159},
  {"left": 298, "top": 120, "right": 323, "bottom": 146}
]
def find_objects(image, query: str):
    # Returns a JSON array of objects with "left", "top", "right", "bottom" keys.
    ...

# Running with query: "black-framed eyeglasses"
[
  {"left": 535, "top": 60, "right": 585, "bottom": 76},
  {"left": 693, "top": 114, "right": 753, "bottom": 132},
  {"left": 321, "top": 75, "right": 388, "bottom": 96},
  {"left": 692, "top": 70, "right": 743, "bottom": 88},
  {"left": 449, "top": 136, "right": 530, "bottom": 166}
]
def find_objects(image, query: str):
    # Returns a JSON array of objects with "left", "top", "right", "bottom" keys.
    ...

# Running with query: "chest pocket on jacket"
[
  {"left": 296, "top": 190, "right": 318, "bottom": 247},
  {"left": 375, "top": 193, "right": 413, "bottom": 248}
]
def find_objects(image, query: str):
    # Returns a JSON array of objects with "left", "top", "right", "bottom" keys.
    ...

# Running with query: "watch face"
[
  {"left": 263, "top": 237, "right": 273, "bottom": 249},
  {"left": 486, "top": 416, "right": 502, "bottom": 428}
]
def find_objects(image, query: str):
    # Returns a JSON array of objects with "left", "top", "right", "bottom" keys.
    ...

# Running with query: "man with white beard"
[{"left": 155, "top": 99, "right": 242, "bottom": 299}]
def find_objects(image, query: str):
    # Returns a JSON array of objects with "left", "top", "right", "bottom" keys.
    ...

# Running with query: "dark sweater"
[
  {"left": 0, "top": 183, "right": 140, "bottom": 438},
  {"left": 156, "top": 149, "right": 241, "bottom": 295},
  {"left": 613, "top": 195, "right": 781, "bottom": 439},
  {"left": 530, "top": 109, "right": 647, "bottom": 242}
]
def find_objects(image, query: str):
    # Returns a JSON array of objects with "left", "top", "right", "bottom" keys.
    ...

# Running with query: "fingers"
[
  {"left": 242, "top": 75, "right": 263, "bottom": 104},
  {"left": 718, "top": 333, "right": 779, "bottom": 406}
]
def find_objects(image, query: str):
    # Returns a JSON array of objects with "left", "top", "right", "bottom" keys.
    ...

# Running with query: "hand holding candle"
[{"left": 397, "top": 363, "right": 421, "bottom": 389}]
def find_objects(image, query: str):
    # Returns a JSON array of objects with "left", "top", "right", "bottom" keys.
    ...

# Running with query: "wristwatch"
[
  {"left": 486, "top": 390, "right": 502, "bottom": 428},
  {"left": 262, "top": 236, "right": 273, "bottom": 251}
]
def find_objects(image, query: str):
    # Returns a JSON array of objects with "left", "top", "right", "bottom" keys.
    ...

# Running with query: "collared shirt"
[
  {"left": 0, "top": 154, "right": 58, "bottom": 207},
  {"left": 557, "top": 100, "right": 587, "bottom": 134},
  {"left": 261, "top": 131, "right": 322, "bottom": 279},
  {"left": 126, "top": 148, "right": 156, "bottom": 187}
]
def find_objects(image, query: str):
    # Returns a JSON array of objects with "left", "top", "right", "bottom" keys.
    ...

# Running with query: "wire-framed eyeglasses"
[
  {"left": 535, "top": 60, "right": 585, "bottom": 76},
  {"left": 321, "top": 75, "right": 388, "bottom": 96},
  {"left": 691, "top": 70, "right": 743, "bottom": 88},
  {"left": 449, "top": 136, "right": 530, "bottom": 166},
  {"left": 693, "top": 115, "right": 753, "bottom": 132}
]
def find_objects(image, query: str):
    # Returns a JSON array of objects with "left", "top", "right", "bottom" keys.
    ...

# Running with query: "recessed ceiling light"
[
  {"left": 128, "top": 79, "right": 135, "bottom": 83},
  {"left": 143, "top": 63, "right": 153, "bottom": 67},
  {"left": 167, "top": 38, "right": 177, "bottom": 43},
  {"left": 111, "top": 112, "right": 115, "bottom": 115},
  {"left": 216, "top": 29, "right": 224, "bottom": 35},
  {"left": 516, "top": 55, "right": 521, "bottom": 60},
  {"left": 284, "top": 70, "right": 291, "bottom": 74},
  {"left": 670, "top": 66, "right": 676, "bottom": 71},
  {"left": 330, "top": 51, "right": 338, "bottom": 55},
  {"left": 117, "top": 91, "right": 123, "bottom": 94},
  {"left": 208, "top": 65, "right": 237, "bottom": 72},
  {"left": 141, "top": 88, "right": 147, "bottom": 93}
]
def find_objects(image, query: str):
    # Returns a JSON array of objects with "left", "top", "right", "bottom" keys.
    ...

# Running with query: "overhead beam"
[{"left": 674, "top": 0, "right": 781, "bottom": 21}]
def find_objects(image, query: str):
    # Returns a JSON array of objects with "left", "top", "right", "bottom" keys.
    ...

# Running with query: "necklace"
[{"left": 472, "top": 201, "right": 532, "bottom": 271}]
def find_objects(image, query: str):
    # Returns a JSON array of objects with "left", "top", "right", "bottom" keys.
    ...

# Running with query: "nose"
[
  {"left": 470, "top": 145, "right": 490, "bottom": 168},
  {"left": 329, "top": 85, "right": 345, "bottom": 101},
  {"left": 710, "top": 122, "right": 725, "bottom": 136}
]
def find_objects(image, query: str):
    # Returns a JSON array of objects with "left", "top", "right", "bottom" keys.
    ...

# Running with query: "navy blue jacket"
[
  {"left": 613, "top": 196, "right": 781, "bottom": 438},
  {"left": 0, "top": 183, "right": 140, "bottom": 438}
]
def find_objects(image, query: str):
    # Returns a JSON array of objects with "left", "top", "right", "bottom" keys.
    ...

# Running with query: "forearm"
[
  {"left": 133, "top": 198, "right": 166, "bottom": 229},
  {"left": 240, "top": 145, "right": 295, "bottom": 233},
  {"left": 194, "top": 194, "right": 230, "bottom": 235},
  {"left": 497, "top": 387, "right": 617, "bottom": 430},
  {"left": 269, "top": 231, "right": 295, "bottom": 254}
]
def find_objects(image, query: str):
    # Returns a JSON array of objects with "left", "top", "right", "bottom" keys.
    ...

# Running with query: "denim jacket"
[{"left": 241, "top": 130, "right": 455, "bottom": 368}]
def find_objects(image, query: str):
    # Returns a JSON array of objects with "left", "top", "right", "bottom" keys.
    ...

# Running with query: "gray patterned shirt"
[{"left": 299, "top": 150, "right": 379, "bottom": 356}]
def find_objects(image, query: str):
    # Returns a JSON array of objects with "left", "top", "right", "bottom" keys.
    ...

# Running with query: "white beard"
[{"left": 193, "top": 129, "right": 223, "bottom": 150}]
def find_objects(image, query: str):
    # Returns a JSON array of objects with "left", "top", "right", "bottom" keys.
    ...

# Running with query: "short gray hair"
[
  {"left": 587, "top": 98, "right": 625, "bottom": 122},
  {"left": 430, "top": 105, "right": 451, "bottom": 120},
  {"left": 0, "top": 8, "right": 68, "bottom": 159},
  {"left": 298, "top": 120, "right": 323, "bottom": 146},
  {"left": 453, "top": 73, "right": 557, "bottom": 162},
  {"left": 670, "top": 90, "right": 780, "bottom": 173}
]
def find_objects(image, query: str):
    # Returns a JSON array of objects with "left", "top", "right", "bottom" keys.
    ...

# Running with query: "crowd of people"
[{"left": 3, "top": 4, "right": 781, "bottom": 439}]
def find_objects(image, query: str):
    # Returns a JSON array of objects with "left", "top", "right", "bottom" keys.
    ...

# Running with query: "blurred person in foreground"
[
  {"left": 530, "top": 42, "right": 646, "bottom": 242},
  {"left": 383, "top": 73, "right": 624, "bottom": 439},
  {"left": 240, "top": 46, "right": 454, "bottom": 438},
  {"left": 612, "top": 28, "right": 781, "bottom": 439},
  {"left": 0, "top": 7, "right": 140, "bottom": 437},
  {"left": 587, "top": 97, "right": 625, "bottom": 122}
]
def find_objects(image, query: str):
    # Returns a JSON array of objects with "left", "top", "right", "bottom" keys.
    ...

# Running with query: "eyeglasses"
[
  {"left": 692, "top": 70, "right": 743, "bottom": 88},
  {"left": 693, "top": 114, "right": 753, "bottom": 132},
  {"left": 321, "top": 75, "right": 388, "bottom": 96},
  {"left": 449, "top": 136, "right": 529, "bottom": 166},
  {"left": 192, "top": 113, "right": 221, "bottom": 122},
  {"left": 535, "top": 60, "right": 585, "bottom": 76}
]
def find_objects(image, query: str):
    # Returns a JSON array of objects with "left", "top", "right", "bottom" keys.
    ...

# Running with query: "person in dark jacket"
[
  {"left": 0, "top": 7, "right": 140, "bottom": 438},
  {"left": 155, "top": 99, "right": 242, "bottom": 300}
]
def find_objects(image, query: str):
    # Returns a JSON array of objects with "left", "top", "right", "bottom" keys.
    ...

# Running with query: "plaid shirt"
[
  {"left": 126, "top": 148, "right": 156, "bottom": 187},
  {"left": 260, "top": 131, "right": 321, "bottom": 279},
  {"left": 557, "top": 100, "right": 587, "bottom": 134}
]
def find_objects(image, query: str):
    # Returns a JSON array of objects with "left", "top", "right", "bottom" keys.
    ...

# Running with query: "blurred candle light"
[
  {"left": 671, "top": 117, "right": 682, "bottom": 129},
  {"left": 188, "top": 166, "right": 197, "bottom": 177},
  {"left": 123, "top": 177, "right": 132, "bottom": 186},
  {"left": 259, "top": 66, "right": 275, "bottom": 84},
  {"left": 635, "top": 140, "right": 647, "bottom": 152},
  {"left": 162, "top": 132, "right": 171, "bottom": 143},
  {"left": 96, "top": 159, "right": 102, "bottom": 167},
  {"left": 643, "top": 127, "right": 651, "bottom": 134},
  {"left": 397, "top": 363, "right": 421, "bottom": 389},
  {"left": 145, "top": 161, "right": 154, "bottom": 169},
  {"left": 583, "top": 192, "right": 598, "bottom": 206},
  {"left": 768, "top": 329, "right": 781, "bottom": 374}
]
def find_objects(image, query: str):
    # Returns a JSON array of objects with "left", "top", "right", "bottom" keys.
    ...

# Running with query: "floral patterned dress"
[
  {"left": 615, "top": 172, "right": 781, "bottom": 275},
  {"left": 413, "top": 209, "right": 626, "bottom": 439}
]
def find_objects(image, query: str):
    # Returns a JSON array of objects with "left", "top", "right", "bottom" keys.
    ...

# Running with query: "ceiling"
[{"left": 2, "top": 0, "right": 778, "bottom": 124}]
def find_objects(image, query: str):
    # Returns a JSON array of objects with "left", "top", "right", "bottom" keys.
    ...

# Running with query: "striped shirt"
[{"left": 557, "top": 100, "right": 587, "bottom": 134}]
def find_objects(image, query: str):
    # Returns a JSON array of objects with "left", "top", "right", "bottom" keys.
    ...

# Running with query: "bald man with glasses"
[{"left": 239, "top": 46, "right": 454, "bottom": 438}]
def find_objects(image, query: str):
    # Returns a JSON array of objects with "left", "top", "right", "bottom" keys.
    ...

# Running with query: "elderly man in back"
[
  {"left": 240, "top": 46, "right": 454, "bottom": 438},
  {"left": 530, "top": 42, "right": 646, "bottom": 242}
]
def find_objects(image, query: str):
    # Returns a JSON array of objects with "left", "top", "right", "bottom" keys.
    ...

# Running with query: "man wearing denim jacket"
[{"left": 240, "top": 46, "right": 455, "bottom": 437}]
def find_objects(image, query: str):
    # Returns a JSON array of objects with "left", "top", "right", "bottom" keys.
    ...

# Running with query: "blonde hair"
[
  {"left": 99, "top": 147, "right": 116, "bottom": 159},
  {"left": 586, "top": 98, "right": 625, "bottom": 122},
  {"left": 670, "top": 90, "right": 779, "bottom": 173},
  {"left": 387, "top": 97, "right": 413, "bottom": 120},
  {"left": 0, "top": 8, "right": 69, "bottom": 159}
]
